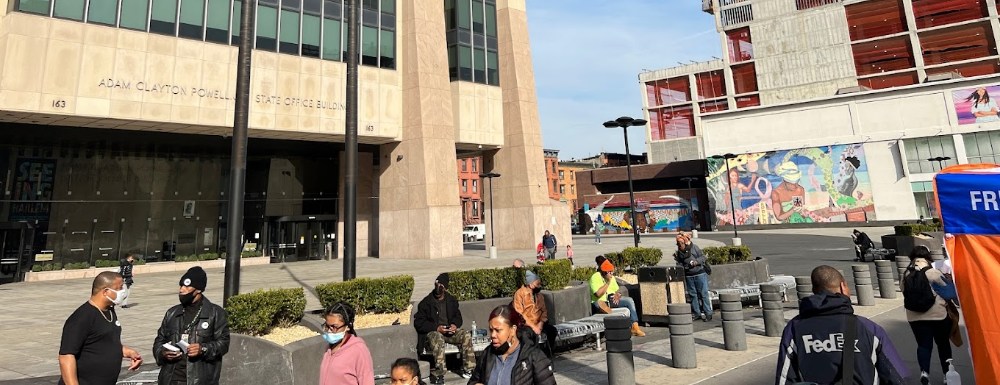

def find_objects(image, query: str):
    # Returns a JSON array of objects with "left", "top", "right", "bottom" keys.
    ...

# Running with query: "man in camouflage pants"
[{"left": 413, "top": 273, "right": 476, "bottom": 385}]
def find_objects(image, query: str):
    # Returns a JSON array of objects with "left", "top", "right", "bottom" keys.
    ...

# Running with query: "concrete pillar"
[
  {"left": 759, "top": 284, "right": 784, "bottom": 337},
  {"left": 667, "top": 303, "right": 697, "bottom": 368},
  {"left": 794, "top": 276, "right": 812, "bottom": 300},
  {"left": 895, "top": 256, "right": 910, "bottom": 281},
  {"left": 486, "top": 1, "right": 570, "bottom": 251},
  {"left": 604, "top": 317, "right": 635, "bottom": 385},
  {"left": 852, "top": 264, "right": 876, "bottom": 306},
  {"left": 719, "top": 293, "right": 746, "bottom": 351},
  {"left": 377, "top": 0, "right": 463, "bottom": 259},
  {"left": 875, "top": 260, "right": 897, "bottom": 299}
]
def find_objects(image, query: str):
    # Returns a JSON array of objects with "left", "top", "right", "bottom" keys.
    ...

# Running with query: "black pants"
[
  {"left": 909, "top": 318, "right": 953, "bottom": 375},
  {"left": 537, "top": 322, "right": 558, "bottom": 358}
]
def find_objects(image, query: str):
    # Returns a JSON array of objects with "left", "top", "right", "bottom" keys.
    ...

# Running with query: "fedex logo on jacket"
[{"left": 801, "top": 333, "right": 861, "bottom": 354}]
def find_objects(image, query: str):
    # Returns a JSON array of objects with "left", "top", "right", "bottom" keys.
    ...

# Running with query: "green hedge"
[
  {"left": 602, "top": 247, "right": 663, "bottom": 274},
  {"left": 64, "top": 262, "right": 90, "bottom": 270},
  {"left": 315, "top": 275, "right": 414, "bottom": 315},
  {"left": 571, "top": 266, "right": 597, "bottom": 282},
  {"left": 176, "top": 253, "right": 219, "bottom": 262},
  {"left": 33, "top": 262, "right": 62, "bottom": 271},
  {"left": 448, "top": 267, "right": 522, "bottom": 301},
  {"left": 241, "top": 250, "right": 262, "bottom": 258},
  {"left": 226, "top": 288, "right": 307, "bottom": 336},
  {"left": 702, "top": 245, "right": 753, "bottom": 266},
  {"left": 530, "top": 259, "right": 572, "bottom": 291},
  {"left": 894, "top": 223, "right": 941, "bottom": 236},
  {"left": 95, "top": 259, "right": 119, "bottom": 268}
]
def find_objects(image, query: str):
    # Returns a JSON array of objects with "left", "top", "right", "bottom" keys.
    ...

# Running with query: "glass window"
[
  {"left": 459, "top": 45, "right": 473, "bottom": 81},
  {"left": 473, "top": 48, "right": 486, "bottom": 83},
  {"left": 448, "top": 45, "right": 459, "bottom": 79},
  {"left": 473, "top": 180, "right": 478, "bottom": 193},
  {"left": 361, "top": 26, "right": 378, "bottom": 66},
  {"left": 456, "top": 0, "right": 470, "bottom": 29},
  {"left": 648, "top": 105, "right": 695, "bottom": 141},
  {"left": 852, "top": 36, "right": 914, "bottom": 76},
  {"left": 322, "top": 17, "right": 342, "bottom": 60},
  {"left": 912, "top": 0, "right": 987, "bottom": 29},
  {"left": 380, "top": 0, "right": 394, "bottom": 14},
  {"left": 302, "top": 14, "right": 321, "bottom": 57},
  {"left": 731, "top": 63, "right": 758, "bottom": 94},
  {"left": 652, "top": 77, "right": 690, "bottom": 105},
  {"left": 279, "top": 9, "right": 301, "bottom": 54},
  {"left": 695, "top": 70, "right": 726, "bottom": 100},
  {"left": 926, "top": 60, "right": 1000, "bottom": 79},
  {"left": 735, "top": 94, "right": 760, "bottom": 108},
  {"left": 462, "top": 180, "right": 468, "bottom": 192},
  {"left": 179, "top": 0, "right": 206, "bottom": 39},
  {"left": 256, "top": 3, "right": 278, "bottom": 51},
  {"left": 87, "top": 0, "right": 117, "bottom": 25},
  {"left": 965, "top": 130, "right": 1000, "bottom": 164},
  {"left": 303, "top": 0, "right": 321, "bottom": 13},
  {"left": 472, "top": 0, "right": 484, "bottom": 33},
  {"left": 699, "top": 100, "right": 729, "bottom": 113},
  {"left": 53, "top": 0, "right": 84, "bottom": 20},
  {"left": 486, "top": 50, "right": 498, "bottom": 85},
  {"left": 485, "top": 3, "right": 496, "bottom": 37},
  {"left": 205, "top": 0, "right": 230, "bottom": 43},
  {"left": 845, "top": 0, "right": 906, "bottom": 41},
  {"left": 230, "top": 0, "right": 241, "bottom": 44},
  {"left": 726, "top": 28, "right": 753, "bottom": 62},
  {"left": 919, "top": 22, "right": 995, "bottom": 66},
  {"left": 17, "top": 0, "right": 51, "bottom": 15},
  {"left": 857, "top": 71, "right": 918, "bottom": 90},
  {"left": 324, "top": 0, "right": 341, "bottom": 19},
  {"left": 379, "top": 29, "right": 394, "bottom": 68},
  {"left": 120, "top": 0, "right": 148, "bottom": 30},
  {"left": 903, "top": 136, "right": 957, "bottom": 173},
  {"left": 150, "top": 0, "right": 179, "bottom": 35}
]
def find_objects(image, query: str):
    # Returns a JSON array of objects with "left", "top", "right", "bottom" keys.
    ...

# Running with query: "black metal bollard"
[
  {"left": 604, "top": 316, "right": 635, "bottom": 385},
  {"left": 794, "top": 276, "right": 812, "bottom": 300},
  {"left": 667, "top": 303, "right": 697, "bottom": 368},
  {"left": 759, "top": 284, "right": 784, "bottom": 337},
  {"left": 719, "top": 292, "right": 747, "bottom": 351},
  {"left": 852, "top": 264, "right": 875, "bottom": 306},
  {"left": 874, "top": 260, "right": 897, "bottom": 299}
]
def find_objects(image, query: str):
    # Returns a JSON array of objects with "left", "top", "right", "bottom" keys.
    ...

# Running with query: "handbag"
[
  {"left": 946, "top": 301, "right": 963, "bottom": 347},
  {"left": 704, "top": 262, "right": 712, "bottom": 275}
]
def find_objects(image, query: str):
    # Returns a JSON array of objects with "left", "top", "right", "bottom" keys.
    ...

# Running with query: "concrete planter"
[
  {"left": 23, "top": 256, "right": 270, "bottom": 282},
  {"left": 707, "top": 258, "right": 770, "bottom": 290},
  {"left": 221, "top": 333, "right": 326, "bottom": 385}
]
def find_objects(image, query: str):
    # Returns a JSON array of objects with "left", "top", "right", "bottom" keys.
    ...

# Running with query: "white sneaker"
[{"left": 920, "top": 371, "right": 929, "bottom": 385}]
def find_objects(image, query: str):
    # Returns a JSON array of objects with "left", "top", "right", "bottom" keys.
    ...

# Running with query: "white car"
[{"left": 463, "top": 224, "right": 485, "bottom": 242}]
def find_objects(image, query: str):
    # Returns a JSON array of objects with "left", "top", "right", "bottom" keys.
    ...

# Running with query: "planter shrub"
[
  {"left": 33, "top": 262, "right": 63, "bottom": 271},
  {"left": 64, "top": 262, "right": 90, "bottom": 270},
  {"left": 315, "top": 275, "right": 414, "bottom": 314},
  {"left": 571, "top": 266, "right": 597, "bottom": 282},
  {"left": 530, "top": 260, "right": 571, "bottom": 290},
  {"left": 225, "top": 288, "right": 307, "bottom": 336},
  {"left": 448, "top": 267, "right": 521, "bottom": 301},
  {"left": 894, "top": 223, "right": 941, "bottom": 236},
  {"left": 95, "top": 259, "right": 119, "bottom": 268},
  {"left": 241, "top": 250, "right": 262, "bottom": 258},
  {"left": 176, "top": 253, "right": 220, "bottom": 262},
  {"left": 702, "top": 245, "right": 753, "bottom": 266},
  {"left": 623, "top": 247, "right": 663, "bottom": 269}
]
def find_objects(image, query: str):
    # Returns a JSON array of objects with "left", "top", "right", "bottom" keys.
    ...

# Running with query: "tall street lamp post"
[
  {"left": 681, "top": 176, "right": 698, "bottom": 233},
  {"left": 603, "top": 116, "right": 647, "bottom": 248},
  {"left": 710, "top": 153, "right": 741, "bottom": 246},
  {"left": 480, "top": 172, "right": 501, "bottom": 259},
  {"left": 342, "top": 0, "right": 360, "bottom": 281},
  {"left": 927, "top": 156, "right": 951, "bottom": 171}
]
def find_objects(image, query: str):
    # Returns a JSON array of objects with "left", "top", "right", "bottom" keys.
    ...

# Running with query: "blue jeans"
[
  {"left": 593, "top": 297, "right": 639, "bottom": 323},
  {"left": 685, "top": 273, "right": 712, "bottom": 317},
  {"left": 594, "top": 229, "right": 601, "bottom": 243}
]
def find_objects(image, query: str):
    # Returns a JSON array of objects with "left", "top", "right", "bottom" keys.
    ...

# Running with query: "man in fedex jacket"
[{"left": 775, "top": 265, "right": 907, "bottom": 385}]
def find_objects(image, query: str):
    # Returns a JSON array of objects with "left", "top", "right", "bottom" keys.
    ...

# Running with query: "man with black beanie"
[
  {"left": 153, "top": 266, "right": 230, "bottom": 385},
  {"left": 413, "top": 273, "right": 475, "bottom": 385}
]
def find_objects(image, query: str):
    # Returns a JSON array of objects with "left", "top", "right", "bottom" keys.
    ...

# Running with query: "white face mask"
[{"left": 105, "top": 287, "right": 128, "bottom": 307}]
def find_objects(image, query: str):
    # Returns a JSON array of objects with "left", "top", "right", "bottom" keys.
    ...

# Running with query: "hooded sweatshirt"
[
  {"left": 319, "top": 334, "right": 375, "bottom": 385},
  {"left": 775, "top": 292, "right": 907, "bottom": 385}
]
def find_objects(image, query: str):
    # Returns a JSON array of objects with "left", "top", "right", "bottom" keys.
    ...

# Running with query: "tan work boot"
[{"left": 631, "top": 322, "right": 646, "bottom": 337}]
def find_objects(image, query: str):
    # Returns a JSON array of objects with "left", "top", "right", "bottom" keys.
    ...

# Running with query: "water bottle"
[
  {"left": 471, "top": 321, "right": 477, "bottom": 337},
  {"left": 946, "top": 359, "right": 961, "bottom": 385}
]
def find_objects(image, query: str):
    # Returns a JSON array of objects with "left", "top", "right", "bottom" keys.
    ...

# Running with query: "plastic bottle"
[
  {"left": 946, "top": 359, "right": 961, "bottom": 385},
  {"left": 471, "top": 321, "right": 477, "bottom": 337}
]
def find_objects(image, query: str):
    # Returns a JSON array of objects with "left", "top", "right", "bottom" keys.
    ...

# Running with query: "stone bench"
[{"left": 708, "top": 274, "right": 797, "bottom": 304}]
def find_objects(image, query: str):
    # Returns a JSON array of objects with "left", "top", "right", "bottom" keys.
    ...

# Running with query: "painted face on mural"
[{"left": 776, "top": 162, "right": 802, "bottom": 184}]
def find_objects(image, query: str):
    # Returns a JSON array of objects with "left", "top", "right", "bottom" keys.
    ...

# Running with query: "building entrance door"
[
  {"left": 0, "top": 223, "right": 32, "bottom": 284},
  {"left": 268, "top": 215, "right": 336, "bottom": 262}
]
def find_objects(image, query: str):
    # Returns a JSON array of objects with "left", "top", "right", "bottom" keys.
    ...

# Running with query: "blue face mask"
[{"left": 323, "top": 332, "right": 345, "bottom": 345}]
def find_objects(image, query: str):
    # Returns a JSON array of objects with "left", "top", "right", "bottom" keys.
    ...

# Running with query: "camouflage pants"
[{"left": 426, "top": 331, "right": 476, "bottom": 377}]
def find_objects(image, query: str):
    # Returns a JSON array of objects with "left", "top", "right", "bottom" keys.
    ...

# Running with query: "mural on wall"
[
  {"left": 9, "top": 158, "right": 57, "bottom": 222},
  {"left": 706, "top": 144, "right": 875, "bottom": 226},
  {"left": 953, "top": 85, "right": 1000, "bottom": 125},
  {"left": 584, "top": 190, "right": 700, "bottom": 233}
]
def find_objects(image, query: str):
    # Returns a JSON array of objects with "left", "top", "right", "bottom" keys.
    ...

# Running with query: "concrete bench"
[{"left": 708, "top": 275, "right": 797, "bottom": 304}]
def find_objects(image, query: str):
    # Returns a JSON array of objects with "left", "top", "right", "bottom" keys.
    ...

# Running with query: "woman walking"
[{"left": 901, "top": 246, "right": 953, "bottom": 384}]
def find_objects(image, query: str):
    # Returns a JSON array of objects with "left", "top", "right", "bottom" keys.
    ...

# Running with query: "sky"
[{"left": 525, "top": 1, "right": 722, "bottom": 160}]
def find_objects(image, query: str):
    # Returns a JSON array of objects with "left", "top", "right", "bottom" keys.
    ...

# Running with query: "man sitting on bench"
[
  {"left": 513, "top": 270, "right": 557, "bottom": 357},
  {"left": 413, "top": 273, "right": 475, "bottom": 385},
  {"left": 589, "top": 256, "right": 645, "bottom": 337}
]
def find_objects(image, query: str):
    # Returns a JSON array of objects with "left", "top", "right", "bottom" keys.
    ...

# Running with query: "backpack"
[{"left": 903, "top": 266, "right": 936, "bottom": 312}]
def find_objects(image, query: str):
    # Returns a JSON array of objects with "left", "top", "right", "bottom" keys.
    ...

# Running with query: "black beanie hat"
[
  {"left": 435, "top": 273, "right": 450, "bottom": 288},
  {"left": 180, "top": 266, "right": 208, "bottom": 291}
]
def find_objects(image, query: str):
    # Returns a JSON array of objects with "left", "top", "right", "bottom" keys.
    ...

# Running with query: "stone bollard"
[
  {"left": 719, "top": 293, "right": 747, "bottom": 351},
  {"left": 667, "top": 303, "right": 697, "bottom": 368},
  {"left": 895, "top": 256, "right": 910, "bottom": 282},
  {"left": 604, "top": 316, "right": 635, "bottom": 385},
  {"left": 852, "top": 264, "right": 876, "bottom": 306},
  {"left": 794, "top": 276, "right": 812, "bottom": 300},
  {"left": 874, "top": 260, "right": 897, "bottom": 299},
  {"left": 759, "top": 284, "right": 784, "bottom": 337}
]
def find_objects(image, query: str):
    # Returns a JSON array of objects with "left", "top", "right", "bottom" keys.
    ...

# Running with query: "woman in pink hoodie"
[{"left": 319, "top": 302, "right": 375, "bottom": 385}]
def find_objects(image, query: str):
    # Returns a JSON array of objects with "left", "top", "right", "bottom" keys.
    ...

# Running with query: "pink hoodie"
[{"left": 319, "top": 335, "right": 375, "bottom": 385}]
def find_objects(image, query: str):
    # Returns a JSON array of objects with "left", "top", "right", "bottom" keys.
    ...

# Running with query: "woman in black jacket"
[{"left": 468, "top": 305, "right": 556, "bottom": 385}]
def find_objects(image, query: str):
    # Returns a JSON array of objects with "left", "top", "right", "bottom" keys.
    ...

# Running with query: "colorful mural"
[
  {"left": 706, "top": 144, "right": 876, "bottom": 226},
  {"left": 584, "top": 190, "right": 700, "bottom": 233},
  {"left": 953, "top": 85, "right": 1000, "bottom": 125}
]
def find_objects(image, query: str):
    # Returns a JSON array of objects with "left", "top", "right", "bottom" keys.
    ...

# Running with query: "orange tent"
[{"left": 933, "top": 164, "right": 1000, "bottom": 383}]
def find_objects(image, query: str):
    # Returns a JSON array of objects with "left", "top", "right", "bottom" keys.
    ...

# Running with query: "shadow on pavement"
[{"left": 633, "top": 350, "right": 673, "bottom": 367}]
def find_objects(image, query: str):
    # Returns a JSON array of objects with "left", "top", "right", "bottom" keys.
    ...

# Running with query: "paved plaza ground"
[{"left": 0, "top": 227, "right": 979, "bottom": 384}]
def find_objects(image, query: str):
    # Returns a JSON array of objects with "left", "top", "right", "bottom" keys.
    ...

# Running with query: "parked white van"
[{"left": 463, "top": 224, "right": 486, "bottom": 242}]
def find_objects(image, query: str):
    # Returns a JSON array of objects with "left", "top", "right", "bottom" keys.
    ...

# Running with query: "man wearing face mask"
[
  {"left": 58, "top": 271, "right": 143, "bottom": 385},
  {"left": 512, "top": 270, "right": 556, "bottom": 357},
  {"left": 414, "top": 273, "right": 476, "bottom": 385},
  {"left": 152, "top": 266, "right": 230, "bottom": 385}
]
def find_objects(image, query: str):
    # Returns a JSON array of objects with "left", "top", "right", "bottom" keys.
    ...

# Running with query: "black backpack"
[{"left": 903, "top": 266, "right": 936, "bottom": 312}]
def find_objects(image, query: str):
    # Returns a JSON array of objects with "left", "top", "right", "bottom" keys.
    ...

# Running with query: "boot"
[{"left": 631, "top": 322, "right": 646, "bottom": 337}]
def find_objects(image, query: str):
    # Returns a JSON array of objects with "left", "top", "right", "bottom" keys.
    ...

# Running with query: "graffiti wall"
[
  {"left": 583, "top": 190, "right": 702, "bottom": 232},
  {"left": 706, "top": 144, "right": 875, "bottom": 226}
]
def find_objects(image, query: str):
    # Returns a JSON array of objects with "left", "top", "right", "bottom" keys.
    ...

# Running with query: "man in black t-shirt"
[{"left": 58, "top": 271, "right": 143, "bottom": 385}]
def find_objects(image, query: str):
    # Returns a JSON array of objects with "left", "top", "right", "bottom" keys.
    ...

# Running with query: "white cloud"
[{"left": 526, "top": 1, "right": 721, "bottom": 160}]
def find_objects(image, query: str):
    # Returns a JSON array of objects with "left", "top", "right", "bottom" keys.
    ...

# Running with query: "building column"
[
  {"left": 377, "top": 0, "right": 463, "bottom": 259},
  {"left": 487, "top": 1, "right": 570, "bottom": 250},
  {"left": 337, "top": 151, "right": 374, "bottom": 258}
]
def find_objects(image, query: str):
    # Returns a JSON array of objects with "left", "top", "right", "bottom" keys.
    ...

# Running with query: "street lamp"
[
  {"left": 710, "top": 153, "right": 741, "bottom": 245},
  {"left": 603, "top": 116, "right": 647, "bottom": 248},
  {"left": 479, "top": 172, "right": 501, "bottom": 259},
  {"left": 680, "top": 176, "right": 699, "bottom": 232},
  {"left": 927, "top": 156, "right": 951, "bottom": 171}
]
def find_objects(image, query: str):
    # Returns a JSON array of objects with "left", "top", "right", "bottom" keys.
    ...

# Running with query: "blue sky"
[{"left": 526, "top": 1, "right": 721, "bottom": 160}]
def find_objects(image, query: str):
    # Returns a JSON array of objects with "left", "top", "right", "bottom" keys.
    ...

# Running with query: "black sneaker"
[
  {"left": 430, "top": 375, "right": 445, "bottom": 385},
  {"left": 692, "top": 314, "right": 703, "bottom": 321},
  {"left": 704, "top": 314, "right": 713, "bottom": 322},
  {"left": 461, "top": 370, "right": 474, "bottom": 379}
]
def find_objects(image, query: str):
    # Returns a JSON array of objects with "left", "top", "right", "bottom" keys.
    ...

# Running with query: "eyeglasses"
[{"left": 322, "top": 323, "right": 348, "bottom": 333}]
